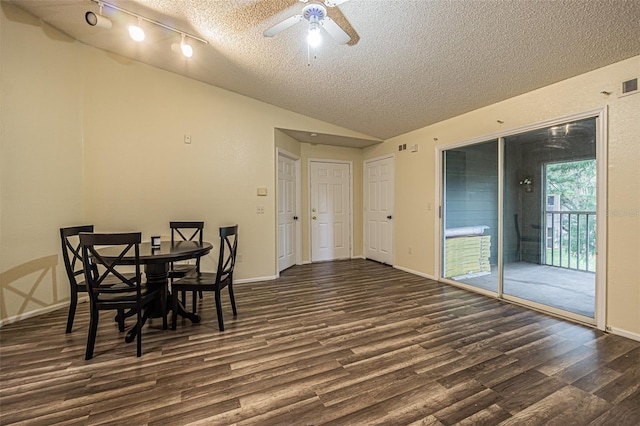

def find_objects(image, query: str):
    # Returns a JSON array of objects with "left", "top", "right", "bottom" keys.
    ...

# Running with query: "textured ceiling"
[{"left": 8, "top": 0, "right": 640, "bottom": 142}]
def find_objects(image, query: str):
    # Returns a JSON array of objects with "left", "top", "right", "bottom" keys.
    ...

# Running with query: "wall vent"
[{"left": 620, "top": 77, "right": 638, "bottom": 97}]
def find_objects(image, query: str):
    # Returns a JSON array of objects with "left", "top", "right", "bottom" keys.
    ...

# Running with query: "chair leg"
[
  {"left": 228, "top": 282, "right": 237, "bottom": 316},
  {"left": 199, "top": 290, "right": 203, "bottom": 300},
  {"left": 192, "top": 291, "right": 197, "bottom": 314},
  {"left": 161, "top": 287, "right": 168, "bottom": 330},
  {"left": 85, "top": 308, "right": 99, "bottom": 360},
  {"left": 136, "top": 308, "right": 142, "bottom": 357},
  {"left": 116, "top": 309, "right": 125, "bottom": 332},
  {"left": 215, "top": 288, "right": 224, "bottom": 331},
  {"left": 66, "top": 291, "right": 78, "bottom": 333},
  {"left": 171, "top": 291, "right": 179, "bottom": 330}
]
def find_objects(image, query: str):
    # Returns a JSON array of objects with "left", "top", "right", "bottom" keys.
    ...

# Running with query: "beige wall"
[
  {"left": 1, "top": 4, "right": 84, "bottom": 322},
  {"left": 365, "top": 55, "right": 640, "bottom": 337},
  {"left": 0, "top": 3, "right": 370, "bottom": 323},
  {"left": 274, "top": 129, "right": 301, "bottom": 157}
]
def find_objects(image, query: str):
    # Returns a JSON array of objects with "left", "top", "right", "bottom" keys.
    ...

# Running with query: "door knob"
[
  {"left": 312, "top": 208, "right": 316, "bottom": 212},
  {"left": 387, "top": 215, "right": 393, "bottom": 219},
  {"left": 312, "top": 216, "right": 317, "bottom": 220}
]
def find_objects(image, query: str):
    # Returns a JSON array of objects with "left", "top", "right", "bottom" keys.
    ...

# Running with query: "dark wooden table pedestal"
[
  {"left": 97, "top": 240, "right": 212, "bottom": 343},
  {"left": 123, "top": 262, "right": 200, "bottom": 343}
]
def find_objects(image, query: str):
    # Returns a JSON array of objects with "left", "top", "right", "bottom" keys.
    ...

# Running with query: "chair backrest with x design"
[
  {"left": 170, "top": 221, "right": 204, "bottom": 244},
  {"left": 80, "top": 232, "right": 143, "bottom": 305},
  {"left": 216, "top": 225, "right": 238, "bottom": 285},
  {"left": 170, "top": 221, "right": 204, "bottom": 274},
  {"left": 60, "top": 225, "right": 95, "bottom": 291}
]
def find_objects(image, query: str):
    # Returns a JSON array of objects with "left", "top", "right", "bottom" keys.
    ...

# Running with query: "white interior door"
[
  {"left": 278, "top": 154, "right": 297, "bottom": 272},
  {"left": 310, "top": 161, "right": 351, "bottom": 262},
  {"left": 364, "top": 156, "right": 395, "bottom": 264}
]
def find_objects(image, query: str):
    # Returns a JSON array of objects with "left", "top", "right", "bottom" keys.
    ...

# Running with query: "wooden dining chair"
[
  {"left": 60, "top": 225, "right": 95, "bottom": 333},
  {"left": 80, "top": 232, "right": 166, "bottom": 360},
  {"left": 171, "top": 225, "right": 238, "bottom": 331},
  {"left": 168, "top": 221, "right": 204, "bottom": 310}
]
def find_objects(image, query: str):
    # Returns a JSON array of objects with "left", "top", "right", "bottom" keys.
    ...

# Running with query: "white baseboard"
[
  {"left": 393, "top": 265, "right": 437, "bottom": 281},
  {"left": 608, "top": 326, "right": 640, "bottom": 342},
  {"left": 234, "top": 275, "right": 277, "bottom": 284},
  {"left": 351, "top": 255, "right": 365, "bottom": 260},
  {"left": 0, "top": 297, "right": 87, "bottom": 328}
]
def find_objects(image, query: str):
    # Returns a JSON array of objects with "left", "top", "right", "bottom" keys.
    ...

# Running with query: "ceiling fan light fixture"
[
  {"left": 128, "top": 18, "right": 145, "bottom": 42},
  {"left": 308, "top": 22, "right": 322, "bottom": 47}
]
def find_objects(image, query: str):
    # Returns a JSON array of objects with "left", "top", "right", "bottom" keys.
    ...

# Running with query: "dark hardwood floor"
[{"left": 1, "top": 259, "right": 639, "bottom": 425}]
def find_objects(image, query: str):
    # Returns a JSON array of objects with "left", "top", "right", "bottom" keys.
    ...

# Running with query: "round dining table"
[{"left": 96, "top": 240, "right": 213, "bottom": 342}]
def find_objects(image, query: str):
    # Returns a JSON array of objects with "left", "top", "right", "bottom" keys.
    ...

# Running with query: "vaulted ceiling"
[{"left": 9, "top": 0, "right": 640, "bottom": 143}]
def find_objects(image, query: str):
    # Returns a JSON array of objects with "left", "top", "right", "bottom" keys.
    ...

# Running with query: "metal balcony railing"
[{"left": 544, "top": 211, "right": 596, "bottom": 273}]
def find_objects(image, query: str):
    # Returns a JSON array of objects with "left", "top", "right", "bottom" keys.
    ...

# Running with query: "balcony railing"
[{"left": 544, "top": 211, "right": 596, "bottom": 273}]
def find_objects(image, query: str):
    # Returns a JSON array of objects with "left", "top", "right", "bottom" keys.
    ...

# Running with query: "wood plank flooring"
[{"left": 1, "top": 259, "right": 639, "bottom": 425}]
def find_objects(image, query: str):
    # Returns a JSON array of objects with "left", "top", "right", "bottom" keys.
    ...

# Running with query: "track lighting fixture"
[
  {"left": 85, "top": 3, "right": 112, "bottom": 29},
  {"left": 171, "top": 35, "right": 194, "bottom": 58},
  {"left": 128, "top": 18, "right": 145, "bottom": 42},
  {"left": 86, "top": 0, "right": 207, "bottom": 54}
]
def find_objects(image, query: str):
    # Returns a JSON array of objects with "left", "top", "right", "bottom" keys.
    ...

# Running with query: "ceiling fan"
[{"left": 263, "top": 0, "right": 351, "bottom": 46}]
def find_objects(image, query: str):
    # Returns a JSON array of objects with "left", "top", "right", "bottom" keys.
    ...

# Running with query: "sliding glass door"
[
  {"left": 441, "top": 115, "right": 600, "bottom": 324},
  {"left": 502, "top": 118, "right": 597, "bottom": 318}
]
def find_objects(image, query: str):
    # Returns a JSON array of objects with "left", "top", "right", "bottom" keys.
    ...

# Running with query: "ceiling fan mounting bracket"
[{"left": 302, "top": 3, "right": 327, "bottom": 23}]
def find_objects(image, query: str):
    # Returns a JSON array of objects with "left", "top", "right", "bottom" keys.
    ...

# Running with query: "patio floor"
[{"left": 454, "top": 261, "right": 596, "bottom": 317}]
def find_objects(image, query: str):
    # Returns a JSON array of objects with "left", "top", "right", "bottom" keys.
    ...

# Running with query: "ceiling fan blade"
[
  {"left": 327, "top": 6, "right": 359, "bottom": 46},
  {"left": 325, "top": 0, "right": 350, "bottom": 7},
  {"left": 263, "top": 14, "right": 303, "bottom": 37},
  {"left": 320, "top": 17, "right": 350, "bottom": 44}
]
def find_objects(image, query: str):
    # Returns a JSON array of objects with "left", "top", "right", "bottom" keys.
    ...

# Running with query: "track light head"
[
  {"left": 128, "top": 18, "right": 145, "bottom": 42},
  {"left": 85, "top": 11, "right": 112, "bottom": 29},
  {"left": 171, "top": 35, "right": 193, "bottom": 58}
]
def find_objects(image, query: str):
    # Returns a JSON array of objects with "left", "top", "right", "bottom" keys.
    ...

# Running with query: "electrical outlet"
[
  {"left": 408, "top": 247, "right": 413, "bottom": 255},
  {"left": 184, "top": 134, "right": 191, "bottom": 144},
  {"left": 237, "top": 253, "right": 243, "bottom": 263},
  {"left": 256, "top": 205, "right": 265, "bottom": 214}
]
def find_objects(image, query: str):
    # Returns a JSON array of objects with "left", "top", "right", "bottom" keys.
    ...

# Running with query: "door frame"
[
  {"left": 308, "top": 158, "right": 353, "bottom": 262},
  {"left": 276, "top": 148, "right": 302, "bottom": 276},
  {"left": 363, "top": 154, "right": 395, "bottom": 265},
  {"left": 435, "top": 107, "right": 607, "bottom": 330}
]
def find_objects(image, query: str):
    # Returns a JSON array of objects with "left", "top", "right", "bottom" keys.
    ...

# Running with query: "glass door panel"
[
  {"left": 442, "top": 140, "right": 499, "bottom": 292},
  {"left": 502, "top": 118, "right": 597, "bottom": 318}
]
